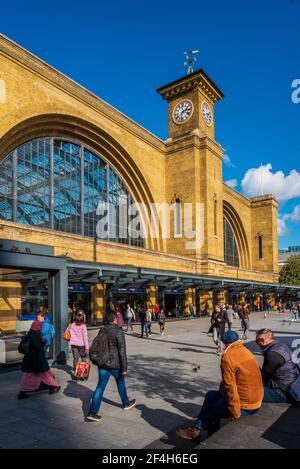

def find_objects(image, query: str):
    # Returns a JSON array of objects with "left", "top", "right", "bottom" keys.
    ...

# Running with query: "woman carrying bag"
[
  {"left": 68, "top": 311, "right": 89, "bottom": 378},
  {"left": 18, "top": 320, "right": 60, "bottom": 399}
]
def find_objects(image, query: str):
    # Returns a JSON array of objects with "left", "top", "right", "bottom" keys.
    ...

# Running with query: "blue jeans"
[
  {"left": 263, "top": 386, "right": 288, "bottom": 403},
  {"left": 126, "top": 317, "right": 133, "bottom": 331},
  {"left": 140, "top": 322, "right": 149, "bottom": 337},
  {"left": 194, "top": 390, "right": 259, "bottom": 435},
  {"left": 89, "top": 368, "right": 129, "bottom": 414}
]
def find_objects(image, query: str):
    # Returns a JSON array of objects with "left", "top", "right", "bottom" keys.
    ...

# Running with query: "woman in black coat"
[{"left": 18, "top": 320, "right": 61, "bottom": 399}]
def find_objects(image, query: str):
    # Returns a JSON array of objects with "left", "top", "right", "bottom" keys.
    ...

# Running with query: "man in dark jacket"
[
  {"left": 87, "top": 312, "right": 136, "bottom": 421},
  {"left": 256, "top": 328, "right": 299, "bottom": 402},
  {"left": 138, "top": 305, "right": 148, "bottom": 338}
]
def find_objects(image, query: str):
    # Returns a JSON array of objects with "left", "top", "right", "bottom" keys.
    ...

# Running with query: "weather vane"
[{"left": 184, "top": 50, "right": 199, "bottom": 75}]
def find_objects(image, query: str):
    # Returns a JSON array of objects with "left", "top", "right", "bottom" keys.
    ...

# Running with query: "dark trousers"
[
  {"left": 219, "top": 323, "right": 226, "bottom": 340},
  {"left": 195, "top": 391, "right": 231, "bottom": 435},
  {"left": 195, "top": 390, "right": 258, "bottom": 436},
  {"left": 71, "top": 345, "right": 86, "bottom": 371}
]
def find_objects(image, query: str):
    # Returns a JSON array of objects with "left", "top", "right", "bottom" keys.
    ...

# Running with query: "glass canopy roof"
[{"left": 0, "top": 138, "right": 144, "bottom": 247}]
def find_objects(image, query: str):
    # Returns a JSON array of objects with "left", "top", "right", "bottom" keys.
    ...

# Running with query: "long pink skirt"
[{"left": 20, "top": 371, "right": 58, "bottom": 392}]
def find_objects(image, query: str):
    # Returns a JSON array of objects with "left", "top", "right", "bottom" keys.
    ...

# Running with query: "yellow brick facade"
[{"left": 0, "top": 35, "right": 280, "bottom": 325}]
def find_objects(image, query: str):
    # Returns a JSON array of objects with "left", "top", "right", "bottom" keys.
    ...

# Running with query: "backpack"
[
  {"left": 18, "top": 334, "right": 31, "bottom": 355},
  {"left": 237, "top": 308, "right": 245, "bottom": 320},
  {"left": 89, "top": 327, "right": 110, "bottom": 367}
]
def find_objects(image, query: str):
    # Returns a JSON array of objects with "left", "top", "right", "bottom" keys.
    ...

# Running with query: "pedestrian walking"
[
  {"left": 69, "top": 311, "right": 89, "bottom": 377},
  {"left": 18, "top": 320, "right": 60, "bottom": 399},
  {"left": 87, "top": 312, "right": 136, "bottom": 421},
  {"left": 115, "top": 307, "right": 124, "bottom": 329},
  {"left": 239, "top": 303, "right": 250, "bottom": 340},
  {"left": 226, "top": 305, "right": 234, "bottom": 331},
  {"left": 211, "top": 305, "right": 222, "bottom": 355},
  {"left": 154, "top": 303, "right": 160, "bottom": 321},
  {"left": 189, "top": 303, "right": 195, "bottom": 319},
  {"left": 291, "top": 302, "right": 297, "bottom": 322},
  {"left": 219, "top": 305, "right": 230, "bottom": 338},
  {"left": 125, "top": 304, "right": 135, "bottom": 332},
  {"left": 37, "top": 310, "right": 55, "bottom": 355},
  {"left": 158, "top": 310, "right": 166, "bottom": 335},
  {"left": 146, "top": 308, "right": 152, "bottom": 336},
  {"left": 138, "top": 305, "right": 148, "bottom": 338}
]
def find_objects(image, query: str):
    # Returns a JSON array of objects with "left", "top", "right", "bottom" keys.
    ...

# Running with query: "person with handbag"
[
  {"left": 18, "top": 320, "right": 60, "bottom": 399},
  {"left": 68, "top": 311, "right": 89, "bottom": 377}
]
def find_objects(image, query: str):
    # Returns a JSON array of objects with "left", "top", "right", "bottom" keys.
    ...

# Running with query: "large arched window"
[
  {"left": 223, "top": 217, "right": 239, "bottom": 267},
  {"left": 0, "top": 137, "right": 144, "bottom": 247}
]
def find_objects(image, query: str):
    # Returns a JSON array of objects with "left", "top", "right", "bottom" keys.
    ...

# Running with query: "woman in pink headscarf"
[{"left": 18, "top": 320, "right": 61, "bottom": 399}]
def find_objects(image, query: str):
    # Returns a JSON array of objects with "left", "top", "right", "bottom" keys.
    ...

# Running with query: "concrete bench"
[{"left": 201, "top": 403, "right": 300, "bottom": 449}]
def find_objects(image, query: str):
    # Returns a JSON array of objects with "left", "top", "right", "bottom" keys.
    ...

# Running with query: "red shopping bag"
[{"left": 75, "top": 361, "right": 91, "bottom": 380}]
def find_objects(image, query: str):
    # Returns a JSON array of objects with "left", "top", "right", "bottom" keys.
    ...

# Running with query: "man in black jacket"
[
  {"left": 87, "top": 312, "right": 136, "bottom": 421},
  {"left": 138, "top": 305, "right": 148, "bottom": 338},
  {"left": 256, "top": 328, "right": 299, "bottom": 403}
]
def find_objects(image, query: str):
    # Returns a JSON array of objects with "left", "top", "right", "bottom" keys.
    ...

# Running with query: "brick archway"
[{"left": 0, "top": 113, "right": 161, "bottom": 251}]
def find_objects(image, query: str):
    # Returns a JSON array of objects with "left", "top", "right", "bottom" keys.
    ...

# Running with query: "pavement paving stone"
[{"left": 0, "top": 313, "right": 299, "bottom": 449}]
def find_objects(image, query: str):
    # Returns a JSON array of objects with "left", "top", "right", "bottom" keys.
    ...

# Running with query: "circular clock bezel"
[
  {"left": 172, "top": 99, "right": 194, "bottom": 125},
  {"left": 201, "top": 100, "right": 213, "bottom": 127}
]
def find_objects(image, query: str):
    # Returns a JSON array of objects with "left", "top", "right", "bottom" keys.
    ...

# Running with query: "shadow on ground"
[{"left": 261, "top": 405, "right": 300, "bottom": 449}]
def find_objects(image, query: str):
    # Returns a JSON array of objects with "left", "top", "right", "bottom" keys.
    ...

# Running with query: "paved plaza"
[{"left": 0, "top": 312, "right": 299, "bottom": 449}]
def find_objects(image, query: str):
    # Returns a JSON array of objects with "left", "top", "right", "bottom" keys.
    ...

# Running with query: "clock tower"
[
  {"left": 157, "top": 69, "right": 224, "bottom": 141},
  {"left": 156, "top": 68, "right": 225, "bottom": 264}
]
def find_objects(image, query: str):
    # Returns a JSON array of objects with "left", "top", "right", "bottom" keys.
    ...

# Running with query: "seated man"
[
  {"left": 176, "top": 331, "right": 263, "bottom": 441},
  {"left": 255, "top": 328, "right": 299, "bottom": 403}
]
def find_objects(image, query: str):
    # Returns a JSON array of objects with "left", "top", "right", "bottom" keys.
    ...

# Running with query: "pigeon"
[{"left": 192, "top": 365, "right": 201, "bottom": 372}]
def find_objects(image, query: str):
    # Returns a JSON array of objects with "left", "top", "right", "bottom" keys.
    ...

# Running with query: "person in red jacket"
[{"left": 154, "top": 304, "right": 160, "bottom": 321}]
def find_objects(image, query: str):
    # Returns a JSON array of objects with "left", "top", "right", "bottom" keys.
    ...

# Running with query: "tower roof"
[{"left": 157, "top": 68, "right": 224, "bottom": 103}]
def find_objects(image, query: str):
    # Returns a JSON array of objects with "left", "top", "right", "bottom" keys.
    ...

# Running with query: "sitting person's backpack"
[
  {"left": 18, "top": 334, "right": 31, "bottom": 355},
  {"left": 89, "top": 327, "right": 110, "bottom": 367}
]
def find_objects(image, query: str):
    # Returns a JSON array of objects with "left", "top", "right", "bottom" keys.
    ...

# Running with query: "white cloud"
[
  {"left": 223, "top": 152, "right": 235, "bottom": 168},
  {"left": 278, "top": 217, "right": 289, "bottom": 236},
  {"left": 277, "top": 204, "right": 300, "bottom": 236},
  {"left": 225, "top": 179, "right": 238, "bottom": 189},
  {"left": 241, "top": 164, "right": 300, "bottom": 202},
  {"left": 289, "top": 204, "right": 300, "bottom": 222}
]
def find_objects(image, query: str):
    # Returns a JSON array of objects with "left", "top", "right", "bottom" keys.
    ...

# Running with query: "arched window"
[
  {"left": 223, "top": 217, "right": 239, "bottom": 267},
  {"left": 0, "top": 137, "right": 144, "bottom": 247}
]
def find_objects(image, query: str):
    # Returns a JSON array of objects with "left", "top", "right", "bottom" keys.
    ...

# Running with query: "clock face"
[
  {"left": 173, "top": 100, "right": 193, "bottom": 124},
  {"left": 201, "top": 101, "right": 212, "bottom": 126}
]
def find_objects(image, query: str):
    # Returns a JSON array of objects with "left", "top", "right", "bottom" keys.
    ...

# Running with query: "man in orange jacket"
[{"left": 176, "top": 330, "right": 264, "bottom": 441}]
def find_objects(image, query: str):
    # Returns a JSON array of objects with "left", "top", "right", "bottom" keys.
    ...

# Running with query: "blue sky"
[{"left": 1, "top": 0, "right": 299, "bottom": 248}]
